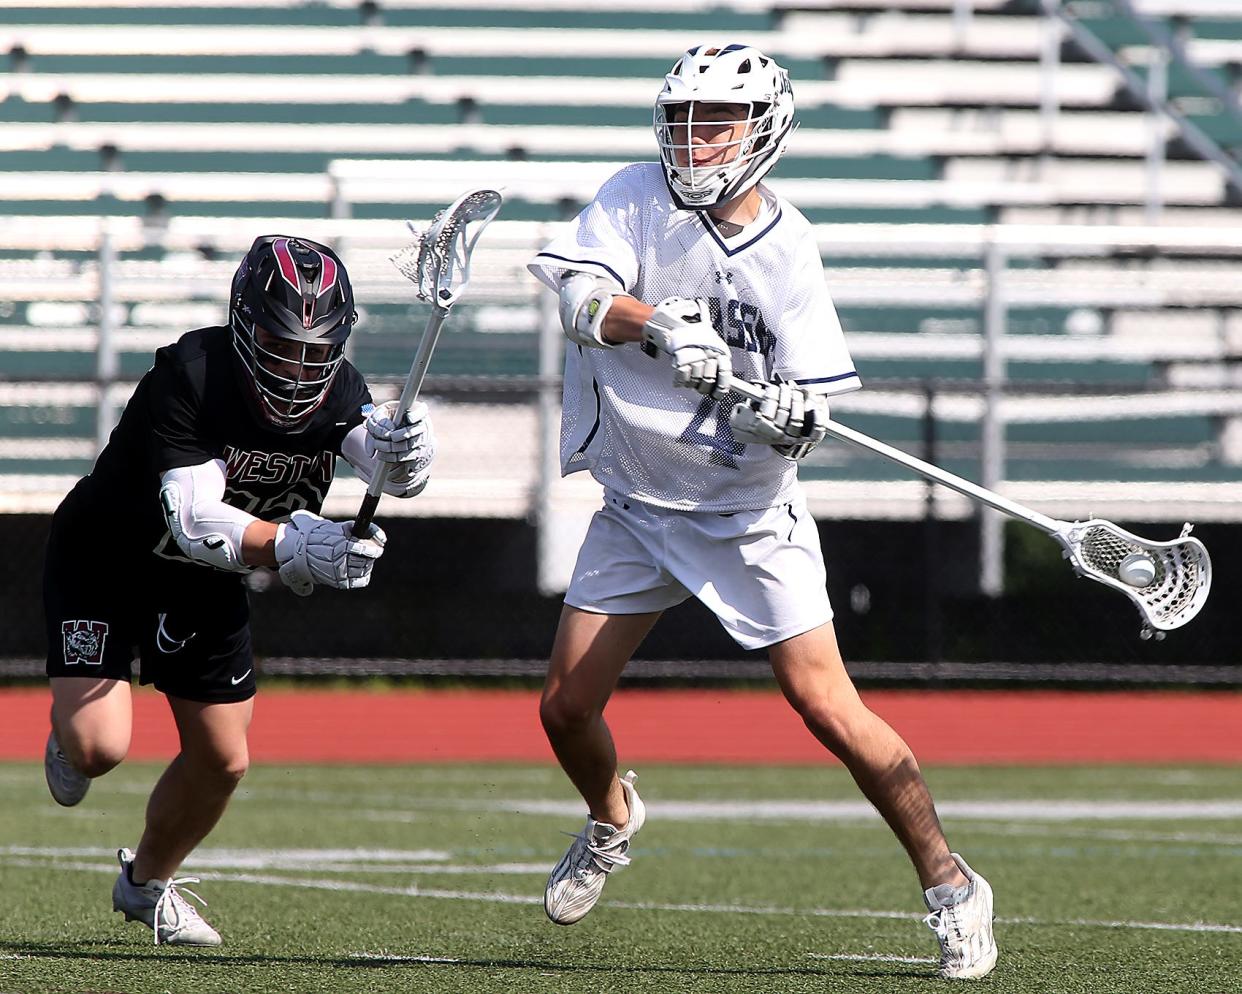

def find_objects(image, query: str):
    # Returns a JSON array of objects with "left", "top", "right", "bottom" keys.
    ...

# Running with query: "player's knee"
[
  {"left": 71, "top": 739, "right": 128, "bottom": 778},
  {"left": 216, "top": 752, "right": 250, "bottom": 789},
  {"left": 187, "top": 748, "right": 250, "bottom": 791},
  {"left": 539, "top": 692, "right": 598, "bottom": 739},
  {"left": 789, "top": 694, "right": 870, "bottom": 754}
]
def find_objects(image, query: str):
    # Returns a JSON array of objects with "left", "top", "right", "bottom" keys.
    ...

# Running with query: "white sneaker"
[
  {"left": 112, "top": 847, "right": 222, "bottom": 946},
  {"left": 545, "top": 770, "right": 646, "bottom": 925},
  {"left": 44, "top": 730, "right": 90, "bottom": 807},
  {"left": 923, "top": 853, "right": 997, "bottom": 980}
]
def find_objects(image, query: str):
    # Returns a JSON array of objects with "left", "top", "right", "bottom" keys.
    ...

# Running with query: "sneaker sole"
[
  {"left": 44, "top": 745, "right": 89, "bottom": 807},
  {"left": 941, "top": 944, "right": 998, "bottom": 980}
]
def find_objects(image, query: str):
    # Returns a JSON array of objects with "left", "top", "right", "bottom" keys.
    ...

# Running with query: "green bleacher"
[{"left": 2, "top": 0, "right": 1242, "bottom": 513}]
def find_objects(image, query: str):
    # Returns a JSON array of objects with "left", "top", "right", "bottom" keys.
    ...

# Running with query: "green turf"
[{"left": 0, "top": 762, "right": 1239, "bottom": 993}]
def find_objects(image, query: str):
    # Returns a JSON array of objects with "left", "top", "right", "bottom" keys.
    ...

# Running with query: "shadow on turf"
[{"left": 0, "top": 940, "right": 928, "bottom": 980}]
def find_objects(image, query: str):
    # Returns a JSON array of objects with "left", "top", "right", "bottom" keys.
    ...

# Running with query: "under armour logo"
[
  {"left": 713, "top": 270, "right": 734, "bottom": 285},
  {"left": 61, "top": 620, "right": 109, "bottom": 666}
]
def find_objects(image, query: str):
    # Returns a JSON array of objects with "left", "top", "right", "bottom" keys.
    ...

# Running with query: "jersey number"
[{"left": 677, "top": 396, "right": 743, "bottom": 470}]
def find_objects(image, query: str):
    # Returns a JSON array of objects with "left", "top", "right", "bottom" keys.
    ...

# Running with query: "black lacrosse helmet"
[{"left": 230, "top": 234, "right": 356, "bottom": 432}]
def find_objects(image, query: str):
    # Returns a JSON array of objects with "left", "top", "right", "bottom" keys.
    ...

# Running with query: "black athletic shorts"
[{"left": 43, "top": 504, "right": 257, "bottom": 704}]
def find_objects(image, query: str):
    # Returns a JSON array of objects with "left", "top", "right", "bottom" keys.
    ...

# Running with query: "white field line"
[
  {"left": 0, "top": 845, "right": 453, "bottom": 864},
  {"left": 348, "top": 952, "right": 462, "bottom": 963},
  {"left": 499, "top": 799, "right": 1242, "bottom": 822},
  {"left": 809, "top": 953, "right": 938, "bottom": 964},
  {"left": 0, "top": 847, "right": 542, "bottom": 876},
  {"left": 964, "top": 822, "right": 1242, "bottom": 846},
  {"left": 4, "top": 853, "right": 1240, "bottom": 935}
]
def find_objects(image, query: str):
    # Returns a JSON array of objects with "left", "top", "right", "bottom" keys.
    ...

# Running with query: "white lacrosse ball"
[{"left": 1118, "top": 552, "right": 1157, "bottom": 587}]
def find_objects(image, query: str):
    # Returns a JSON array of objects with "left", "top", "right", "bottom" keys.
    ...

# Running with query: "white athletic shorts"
[{"left": 565, "top": 489, "right": 834, "bottom": 650}]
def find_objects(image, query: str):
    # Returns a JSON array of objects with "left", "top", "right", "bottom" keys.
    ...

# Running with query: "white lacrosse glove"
[
  {"left": 558, "top": 272, "right": 617, "bottom": 349},
  {"left": 641, "top": 297, "right": 732, "bottom": 398},
  {"left": 728, "top": 383, "right": 828, "bottom": 460},
  {"left": 273, "top": 509, "right": 387, "bottom": 596},
  {"left": 364, "top": 400, "right": 435, "bottom": 497}
]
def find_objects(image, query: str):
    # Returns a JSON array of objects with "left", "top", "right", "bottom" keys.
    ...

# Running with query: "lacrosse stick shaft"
[
  {"left": 354, "top": 307, "right": 449, "bottom": 535},
  {"left": 727, "top": 377, "right": 1063, "bottom": 535}
]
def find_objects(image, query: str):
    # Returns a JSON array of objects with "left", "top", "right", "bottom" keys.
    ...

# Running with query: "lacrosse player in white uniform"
[{"left": 527, "top": 44, "right": 996, "bottom": 980}]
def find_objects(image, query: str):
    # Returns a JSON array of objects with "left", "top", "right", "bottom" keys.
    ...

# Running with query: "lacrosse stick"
[
  {"left": 724, "top": 377, "right": 1212, "bottom": 639},
  {"left": 354, "top": 188, "right": 503, "bottom": 533}
]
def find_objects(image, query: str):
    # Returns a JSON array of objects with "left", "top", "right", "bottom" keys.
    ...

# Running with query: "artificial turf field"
[{"left": 1, "top": 761, "right": 1239, "bottom": 994}]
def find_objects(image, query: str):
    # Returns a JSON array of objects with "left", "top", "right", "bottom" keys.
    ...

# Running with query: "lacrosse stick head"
[
  {"left": 1054, "top": 520, "right": 1212, "bottom": 639},
  {"left": 389, "top": 188, "right": 503, "bottom": 309}
]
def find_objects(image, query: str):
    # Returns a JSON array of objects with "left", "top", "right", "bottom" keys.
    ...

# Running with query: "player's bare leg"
[
  {"left": 540, "top": 605, "right": 659, "bottom": 827},
  {"left": 110, "top": 696, "right": 251, "bottom": 946},
  {"left": 47, "top": 677, "right": 132, "bottom": 804},
  {"left": 132, "top": 695, "right": 253, "bottom": 883},
  {"left": 767, "top": 622, "right": 965, "bottom": 890},
  {"left": 539, "top": 605, "right": 659, "bottom": 923},
  {"left": 769, "top": 622, "right": 996, "bottom": 978}
]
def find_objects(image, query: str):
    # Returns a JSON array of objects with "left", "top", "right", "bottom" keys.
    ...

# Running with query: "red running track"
[{"left": 2, "top": 687, "right": 1240, "bottom": 765}]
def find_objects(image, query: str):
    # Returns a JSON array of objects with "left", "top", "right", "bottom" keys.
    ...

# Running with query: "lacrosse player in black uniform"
[{"left": 42, "top": 235, "right": 434, "bottom": 945}]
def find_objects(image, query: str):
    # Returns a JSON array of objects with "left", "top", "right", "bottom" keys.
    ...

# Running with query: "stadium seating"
[{"left": 2, "top": 0, "right": 1242, "bottom": 523}]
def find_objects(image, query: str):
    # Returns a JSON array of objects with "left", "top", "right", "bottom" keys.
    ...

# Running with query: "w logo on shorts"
[{"left": 61, "top": 620, "right": 109, "bottom": 666}]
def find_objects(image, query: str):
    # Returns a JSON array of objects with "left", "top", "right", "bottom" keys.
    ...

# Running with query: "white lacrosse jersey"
[{"left": 528, "top": 162, "right": 860, "bottom": 512}]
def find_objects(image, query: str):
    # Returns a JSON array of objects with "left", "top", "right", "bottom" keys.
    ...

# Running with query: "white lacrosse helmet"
[{"left": 654, "top": 44, "right": 796, "bottom": 210}]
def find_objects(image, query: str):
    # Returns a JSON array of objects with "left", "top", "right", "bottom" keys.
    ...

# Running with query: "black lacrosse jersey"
[{"left": 57, "top": 325, "right": 372, "bottom": 574}]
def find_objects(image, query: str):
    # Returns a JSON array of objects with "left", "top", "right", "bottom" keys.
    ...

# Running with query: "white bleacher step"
[
  {"left": 810, "top": 220, "right": 1242, "bottom": 256},
  {"left": 835, "top": 60, "right": 1120, "bottom": 107},
  {"left": 944, "top": 157, "right": 1226, "bottom": 205},
  {"left": 7, "top": 215, "right": 1242, "bottom": 258},
  {"left": 0, "top": 121, "right": 993, "bottom": 159},
  {"left": 1124, "top": 38, "right": 1242, "bottom": 69},
  {"left": 999, "top": 205, "right": 1242, "bottom": 228},
  {"left": 39, "top": 0, "right": 780, "bottom": 8},
  {"left": 770, "top": 0, "right": 1011, "bottom": 11},
  {"left": 1129, "top": 0, "right": 1242, "bottom": 16},
  {"left": 780, "top": 12, "right": 1045, "bottom": 59},
  {"left": 0, "top": 214, "right": 556, "bottom": 255},
  {"left": 889, "top": 108, "right": 1164, "bottom": 157},
  {"left": 0, "top": 169, "right": 332, "bottom": 204},
  {"left": 328, "top": 158, "right": 1056, "bottom": 209},
  {"left": 2, "top": 61, "right": 1119, "bottom": 112},
  {"left": 845, "top": 330, "right": 1236, "bottom": 363},
  {"left": 2, "top": 72, "right": 859, "bottom": 109},
  {"left": 34, "top": 0, "right": 770, "bottom": 9},
  {"left": 0, "top": 21, "right": 1046, "bottom": 61},
  {"left": 1, "top": 112, "right": 1164, "bottom": 159}
]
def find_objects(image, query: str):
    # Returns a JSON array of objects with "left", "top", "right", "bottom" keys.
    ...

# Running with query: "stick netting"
[
  {"left": 390, "top": 190, "right": 502, "bottom": 305},
  {"left": 1073, "top": 522, "right": 1208, "bottom": 632}
]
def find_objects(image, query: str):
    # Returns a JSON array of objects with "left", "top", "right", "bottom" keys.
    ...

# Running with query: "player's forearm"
[
  {"left": 241, "top": 519, "right": 280, "bottom": 568},
  {"left": 599, "top": 295, "right": 656, "bottom": 345}
]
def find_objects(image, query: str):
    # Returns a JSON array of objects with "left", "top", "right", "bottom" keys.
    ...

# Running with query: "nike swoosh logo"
[
  {"left": 155, "top": 613, "right": 195, "bottom": 655},
  {"left": 231, "top": 669, "right": 252, "bottom": 686}
]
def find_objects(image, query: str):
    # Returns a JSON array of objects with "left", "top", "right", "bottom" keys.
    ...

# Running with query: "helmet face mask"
[
  {"left": 654, "top": 45, "right": 796, "bottom": 210},
  {"left": 229, "top": 235, "right": 355, "bottom": 432}
]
